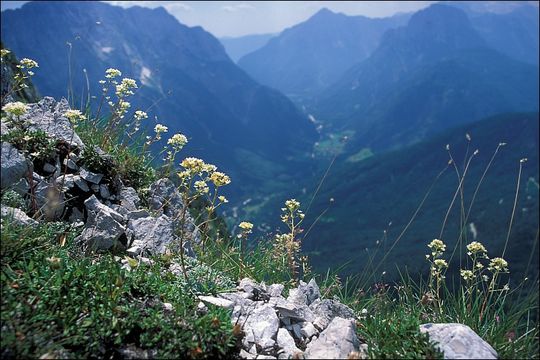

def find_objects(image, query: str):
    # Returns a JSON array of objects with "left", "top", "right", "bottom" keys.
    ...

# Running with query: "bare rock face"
[
  {"left": 126, "top": 214, "right": 194, "bottom": 257},
  {"left": 148, "top": 178, "right": 200, "bottom": 245},
  {"left": 304, "top": 317, "right": 361, "bottom": 359},
  {"left": 1, "top": 142, "right": 32, "bottom": 190},
  {"left": 244, "top": 304, "right": 280, "bottom": 353},
  {"left": 19, "top": 97, "right": 85, "bottom": 148},
  {"left": 1, "top": 205, "right": 38, "bottom": 227},
  {"left": 420, "top": 323, "right": 498, "bottom": 359},
  {"left": 75, "top": 195, "right": 127, "bottom": 251}
]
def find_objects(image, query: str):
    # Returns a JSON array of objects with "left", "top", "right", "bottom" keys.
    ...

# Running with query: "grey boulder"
[
  {"left": 1, "top": 142, "right": 32, "bottom": 190},
  {"left": 76, "top": 195, "right": 127, "bottom": 251},
  {"left": 148, "top": 178, "right": 200, "bottom": 244},
  {"left": 420, "top": 323, "right": 498, "bottom": 359},
  {"left": 310, "top": 299, "right": 356, "bottom": 332},
  {"left": 20, "top": 97, "right": 85, "bottom": 148},
  {"left": 243, "top": 304, "right": 280, "bottom": 352},
  {"left": 119, "top": 186, "right": 140, "bottom": 211},
  {"left": 304, "top": 317, "right": 361, "bottom": 359},
  {"left": 1, "top": 205, "right": 38, "bottom": 227},
  {"left": 127, "top": 214, "right": 194, "bottom": 256}
]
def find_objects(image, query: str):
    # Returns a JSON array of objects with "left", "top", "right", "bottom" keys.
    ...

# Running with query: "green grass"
[{"left": 0, "top": 219, "right": 239, "bottom": 359}]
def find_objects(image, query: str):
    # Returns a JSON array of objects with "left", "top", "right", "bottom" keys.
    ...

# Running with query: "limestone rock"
[
  {"left": 244, "top": 304, "right": 280, "bottom": 352},
  {"left": 76, "top": 195, "right": 127, "bottom": 251},
  {"left": 33, "top": 180, "right": 65, "bottom": 220},
  {"left": 198, "top": 296, "right": 234, "bottom": 310},
  {"left": 268, "top": 284, "right": 285, "bottom": 298},
  {"left": 238, "top": 277, "right": 266, "bottom": 300},
  {"left": 1, "top": 142, "right": 32, "bottom": 190},
  {"left": 148, "top": 178, "right": 200, "bottom": 244},
  {"left": 277, "top": 328, "right": 302, "bottom": 358},
  {"left": 310, "top": 299, "right": 356, "bottom": 331},
  {"left": 420, "top": 323, "right": 498, "bottom": 359},
  {"left": 79, "top": 168, "right": 103, "bottom": 184},
  {"left": 127, "top": 214, "right": 193, "bottom": 256},
  {"left": 1, "top": 205, "right": 38, "bottom": 227},
  {"left": 20, "top": 97, "right": 85, "bottom": 148},
  {"left": 119, "top": 186, "right": 140, "bottom": 211},
  {"left": 304, "top": 317, "right": 361, "bottom": 359}
]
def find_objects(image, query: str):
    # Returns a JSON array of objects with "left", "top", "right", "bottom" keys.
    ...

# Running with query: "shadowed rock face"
[{"left": 420, "top": 323, "right": 498, "bottom": 359}]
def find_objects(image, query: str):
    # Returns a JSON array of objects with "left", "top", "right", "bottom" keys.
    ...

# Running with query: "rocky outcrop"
[
  {"left": 20, "top": 97, "right": 85, "bottom": 148},
  {"left": 198, "top": 278, "right": 365, "bottom": 359},
  {"left": 420, "top": 323, "right": 498, "bottom": 359},
  {"left": 76, "top": 195, "right": 128, "bottom": 251},
  {"left": 1, "top": 205, "right": 38, "bottom": 227},
  {"left": 1, "top": 97, "right": 199, "bottom": 258},
  {"left": 1, "top": 142, "right": 32, "bottom": 189}
]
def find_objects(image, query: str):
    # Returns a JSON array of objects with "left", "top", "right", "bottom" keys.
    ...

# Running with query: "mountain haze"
[
  {"left": 238, "top": 8, "right": 410, "bottom": 100},
  {"left": 313, "top": 4, "right": 539, "bottom": 154},
  {"left": 219, "top": 33, "right": 276, "bottom": 63}
]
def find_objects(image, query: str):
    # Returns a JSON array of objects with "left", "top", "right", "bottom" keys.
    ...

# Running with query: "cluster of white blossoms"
[
  {"left": 167, "top": 133, "right": 188, "bottom": 151},
  {"left": 239, "top": 221, "right": 254, "bottom": 232},
  {"left": 460, "top": 270, "right": 474, "bottom": 281},
  {"left": 18, "top": 58, "right": 39, "bottom": 70},
  {"left": 1, "top": 49, "right": 11, "bottom": 58},
  {"left": 134, "top": 110, "right": 148, "bottom": 121},
  {"left": 105, "top": 68, "right": 122, "bottom": 79},
  {"left": 488, "top": 257, "right": 509, "bottom": 272},
  {"left": 281, "top": 199, "right": 305, "bottom": 224},
  {"left": 153, "top": 124, "right": 168, "bottom": 140},
  {"left": 427, "top": 238, "right": 446, "bottom": 258},
  {"left": 63, "top": 109, "right": 86, "bottom": 124},
  {"left": 2, "top": 101, "right": 28, "bottom": 116},
  {"left": 115, "top": 78, "right": 137, "bottom": 97},
  {"left": 194, "top": 180, "right": 209, "bottom": 194},
  {"left": 433, "top": 259, "right": 448, "bottom": 269},
  {"left": 180, "top": 157, "right": 206, "bottom": 175},
  {"left": 466, "top": 241, "right": 487, "bottom": 255},
  {"left": 285, "top": 199, "right": 300, "bottom": 212},
  {"left": 210, "top": 171, "right": 231, "bottom": 187}
]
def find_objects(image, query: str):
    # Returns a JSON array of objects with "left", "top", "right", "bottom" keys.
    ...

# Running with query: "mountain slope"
[
  {"left": 1, "top": 1, "right": 317, "bottom": 199},
  {"left": 220, "top": 33, "right": 276, "bottom": 63},
  {"left": 313, "top": 4, "right": 539, "bottom": 153},
  {"left": 444, "top": 1, "right": 540, "bottom": 65},
  {"left": 303, "top": 112, "right": 539, "bottom": 278},
  {"left": 237, "top": 8, "right": 409, "bottom": 100}
]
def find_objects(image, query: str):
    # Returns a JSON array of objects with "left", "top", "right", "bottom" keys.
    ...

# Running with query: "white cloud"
[
  {"left": 164, "top": 3, "right": 193, "bottom": 12},
  {"left": 221, "top": 3, "right": 255, "bottom": 12}
]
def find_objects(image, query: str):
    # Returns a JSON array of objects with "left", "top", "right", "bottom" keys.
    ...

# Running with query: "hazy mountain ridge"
[
  {"left": 237, "top": 8, "right": 410, "bottom": 100},
  {"left": 312, "top": 4, "right": 539, "bottom": 154},
  {"left": 219, "top": 33, "right": 277, "bottom": 63}
]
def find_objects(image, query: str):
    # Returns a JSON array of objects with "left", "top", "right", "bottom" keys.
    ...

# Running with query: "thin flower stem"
[{"left": 502, "top": 159, "right": 526, "bottom": 258}]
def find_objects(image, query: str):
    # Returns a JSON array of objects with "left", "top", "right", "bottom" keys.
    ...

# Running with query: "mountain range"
[
  {"left": 237, "top": 8, "right": 410, "bottom": 100},
  {"left": 311, "top": 4, "right": 539, "bottom": 155},
  {"left": 219, "top": 33, "right": 276, "bottom": 63},
  {"left": 1, "top": 1, "right": 318, "bottom": 200}
]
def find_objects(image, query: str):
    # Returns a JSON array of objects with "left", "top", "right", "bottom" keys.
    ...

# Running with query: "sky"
[{"left": 0, "top": 1, "right": 436, "bottom": 37}]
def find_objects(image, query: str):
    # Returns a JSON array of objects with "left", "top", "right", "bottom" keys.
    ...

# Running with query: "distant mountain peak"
[
  {"left": 311, "top": 7, "right": 339, "bottom": 19},
  {"left": 409, "top": 4, "right": 473, "bottom": 31}
]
